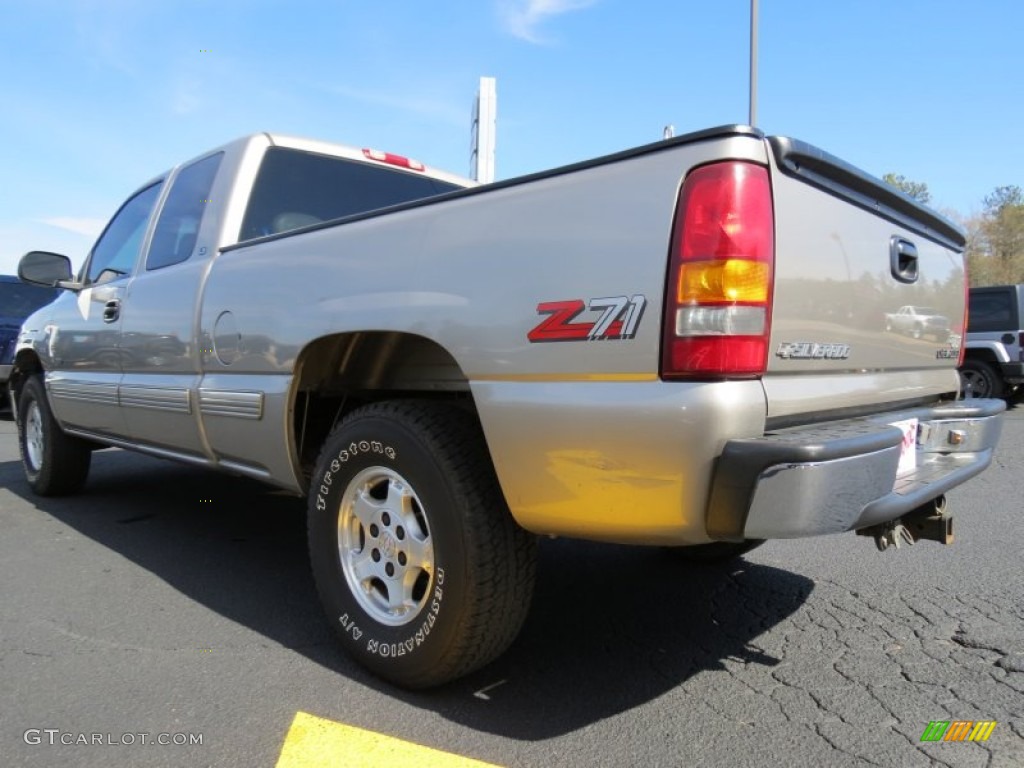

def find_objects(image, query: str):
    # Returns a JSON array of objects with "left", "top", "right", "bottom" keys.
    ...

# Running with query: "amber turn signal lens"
[{"left": 677, "top": 260, "right": 770, "bottom": 304}]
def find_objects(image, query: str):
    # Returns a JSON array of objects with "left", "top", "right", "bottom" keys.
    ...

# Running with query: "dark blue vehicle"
[{"left": 1, "top": 275, "right": 59, "bottom": 409}]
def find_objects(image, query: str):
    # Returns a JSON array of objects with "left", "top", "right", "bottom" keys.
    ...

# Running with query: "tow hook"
[{"left": 857, "top": 495, "right": 953, "bottom": 552}]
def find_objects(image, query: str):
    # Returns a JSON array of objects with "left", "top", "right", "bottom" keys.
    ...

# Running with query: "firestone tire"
[
  {"left": 959, "top": 360, "right": 1004, "bottom": 400},
  {"left": 666, "top": 539, "right": 765, "bottom": 564},
  {"left": 17, "top": 375, "right": 92, "bottom": 496},
  {"left": 307, "top": 400, "right": 537, "bottom": 689}
]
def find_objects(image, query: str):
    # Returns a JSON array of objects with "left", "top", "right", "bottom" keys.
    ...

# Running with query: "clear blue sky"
[{"left": 2, "top": 0, "right": 1022, "bottom": 274}]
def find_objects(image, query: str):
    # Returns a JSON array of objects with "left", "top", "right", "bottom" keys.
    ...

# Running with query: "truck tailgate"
[{"left": 763, "top": 137, "right": 966, "bottom": 422}]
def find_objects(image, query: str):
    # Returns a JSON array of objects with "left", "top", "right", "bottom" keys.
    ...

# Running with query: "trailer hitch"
[{"left": 857, "top": 495, "right": 953, "bottom": 552}]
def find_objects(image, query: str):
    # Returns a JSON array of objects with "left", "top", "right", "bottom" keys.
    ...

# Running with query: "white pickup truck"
[
  {"left": 884, "top": 304, "right": 952, "bottom": 340},
  {"left": 11, "top": 127, "right": 1005, "bottom": 688}
]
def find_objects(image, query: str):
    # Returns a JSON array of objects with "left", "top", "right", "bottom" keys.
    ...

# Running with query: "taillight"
[
  {"left": 661, "top": 161, "right": 775, "bottom": 379},
  {"left": 361, "top": 148, "right": 426, "bottom": 172}
]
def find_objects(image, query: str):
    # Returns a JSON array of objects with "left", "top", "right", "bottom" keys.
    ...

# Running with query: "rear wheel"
[
  {"left": 666, "top": 539, "right": 765, "bottom": 564},
  {"left": 17, "top": 375, "right": 92, "bottom": 496},
  {"left": 307, "top": 400, "right": 537, "bottom": 688},
  {"left": 959, "top": 360, "right": 1003, "bottom": 399}
]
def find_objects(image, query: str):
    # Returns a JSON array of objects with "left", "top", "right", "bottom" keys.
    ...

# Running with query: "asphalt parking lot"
[{"left": 1, "top": 405, "right": 1022, "bottom": 767}]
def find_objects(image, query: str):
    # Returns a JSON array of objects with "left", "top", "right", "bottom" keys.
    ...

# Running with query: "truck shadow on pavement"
[
  {"left": 419, "top": 538, "right": 812, "bottom": 740},
  {"left": 1, "top": 447, "right": 813, "bottom": 741}
]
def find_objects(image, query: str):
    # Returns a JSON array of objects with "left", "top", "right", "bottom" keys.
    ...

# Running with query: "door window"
[{"left": 87, "top": 182, "right": 164, "bottom": 284}]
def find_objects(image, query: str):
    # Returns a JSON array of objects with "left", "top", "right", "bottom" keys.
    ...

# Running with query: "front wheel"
[
  {"left": 307, "top": 400, "right": 537, "bottom": 689},
  {"left": 17, "top": 375, "right": 92, "bottom": 496}
]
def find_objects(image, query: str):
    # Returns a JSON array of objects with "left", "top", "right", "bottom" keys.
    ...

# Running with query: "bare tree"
[{"left": 967, "top": 185, "right": 1024, "bottom": 286}]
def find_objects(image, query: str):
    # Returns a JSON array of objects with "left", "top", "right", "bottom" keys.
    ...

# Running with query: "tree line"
[{"left": 883, "top": 173, "right": 1023, "bottom": 286}]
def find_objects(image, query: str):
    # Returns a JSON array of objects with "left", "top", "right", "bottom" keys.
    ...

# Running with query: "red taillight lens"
[{"left": 661, "top": 161, "right": 775, "bottom": 379}]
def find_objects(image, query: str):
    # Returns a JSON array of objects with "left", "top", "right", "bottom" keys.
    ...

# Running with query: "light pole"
[{"left": 749, "top": 0, "right": 758, "bottom": 127}]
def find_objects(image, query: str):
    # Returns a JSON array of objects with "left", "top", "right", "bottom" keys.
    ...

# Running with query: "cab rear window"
[{"left": 240, "top": 147, "right": 462, "bottom": 241}]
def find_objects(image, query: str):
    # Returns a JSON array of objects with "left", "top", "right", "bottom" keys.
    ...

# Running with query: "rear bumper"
[{"left": 707, "top": 398, "right": 1005, "bottom": 541}]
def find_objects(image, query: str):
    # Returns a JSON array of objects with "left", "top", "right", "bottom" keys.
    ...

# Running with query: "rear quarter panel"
[
  {"left": 201, "top": 132, "right": 772, "bottom": 542},
  {"left": 202, "top": 134, "right": 769, "bottom": 381}
]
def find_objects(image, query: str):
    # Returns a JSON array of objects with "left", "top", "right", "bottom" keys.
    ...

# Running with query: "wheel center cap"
[{"left": 378, "top": 530, "right": 398, "bottom": 560}]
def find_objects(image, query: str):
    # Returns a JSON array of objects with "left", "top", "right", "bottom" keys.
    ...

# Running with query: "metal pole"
[{"left": 749, "top": 0, "right": 758, "bottom": 127}]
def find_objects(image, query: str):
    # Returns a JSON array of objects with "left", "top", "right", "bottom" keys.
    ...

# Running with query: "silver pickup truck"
[{"left": 10, "top": 126, "right": 1005, "bottom": 688}]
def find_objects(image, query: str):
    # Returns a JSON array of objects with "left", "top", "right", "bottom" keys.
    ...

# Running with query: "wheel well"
[
  {"left": 290, "top": 332, "right": 475, "bottom": 478},
  {"left": 963, "top": 348, "right": 999, "bottom": 364},
  {"left": 8, "top": 350, "right": 43, "bottom": 404}
]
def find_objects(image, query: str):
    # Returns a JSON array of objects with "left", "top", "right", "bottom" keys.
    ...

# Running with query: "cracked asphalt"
[{"left": 1, "top": 405, "right": 1022, "bottom": 767}]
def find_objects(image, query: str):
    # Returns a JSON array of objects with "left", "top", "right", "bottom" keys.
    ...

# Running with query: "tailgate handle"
[{"left": 890, "top": 237, "right": 918, "bottom": 283}]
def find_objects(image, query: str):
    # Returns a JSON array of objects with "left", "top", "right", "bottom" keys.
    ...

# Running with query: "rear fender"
[{"left": 964, "top": 341, "right": 1010, "bottom": 364}]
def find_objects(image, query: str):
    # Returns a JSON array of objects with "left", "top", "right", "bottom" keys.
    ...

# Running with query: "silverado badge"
[{"left": 776, "top": 341, "right": 851, "bottom": 360}]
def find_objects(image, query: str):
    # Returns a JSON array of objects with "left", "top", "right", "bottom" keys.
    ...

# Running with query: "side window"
[
  {"left": 968, "top": 293, "right": 1011, "bottom": 332},
  {"left": 87, "top": 182, "right": 164, "bottom": 284},
  {"left": 147, "top": 153, "right": 223, "bottom": 271}
]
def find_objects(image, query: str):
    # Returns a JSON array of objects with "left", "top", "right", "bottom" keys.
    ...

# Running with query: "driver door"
[{"left": 45, "top": 181, "right": 165, "bottom": 437}]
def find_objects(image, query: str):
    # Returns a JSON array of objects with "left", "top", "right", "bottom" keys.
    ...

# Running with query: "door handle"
[
  {"left": 102, "top": 299, "right": 121, "bottom": 324},
  {"left": 890, "top": 236, "right": 918, "bottom": 283}
]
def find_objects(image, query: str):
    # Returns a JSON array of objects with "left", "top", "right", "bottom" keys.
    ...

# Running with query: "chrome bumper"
[{"left": 707, "top": 399, "right": 1006, "bottom": 541}]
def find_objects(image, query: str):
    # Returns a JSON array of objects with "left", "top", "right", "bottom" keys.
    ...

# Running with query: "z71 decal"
[{"left": 528, "top": 295, "right": 647, "bottom": 342}]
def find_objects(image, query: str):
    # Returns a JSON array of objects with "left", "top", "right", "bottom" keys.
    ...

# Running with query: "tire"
[
  {"left": 912, "top": 325, "right": 923, "bottom": 339},
  {"left": 959, "top": 360, "right": 1004, "bottom": 399},
  {"left": 666, "top": 539, "right": 765, "bottom": 564},
  {"left": 17, "top": 375, "right": 92, "bottom": 496},
  {"left": 885, "top": 320, "right": 892, "bottom": 332},
  {"left": 307, "top": 400, "right": 537, "bottom": 689}
]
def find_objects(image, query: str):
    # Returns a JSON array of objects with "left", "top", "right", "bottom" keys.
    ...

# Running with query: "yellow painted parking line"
[{"left": 276, "top": 711, "right": 503, "bottom": 768}]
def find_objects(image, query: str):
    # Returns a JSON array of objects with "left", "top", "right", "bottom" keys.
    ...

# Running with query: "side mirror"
[{"left": 18, "top": 251, "right": 77, "bottom": 290}]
